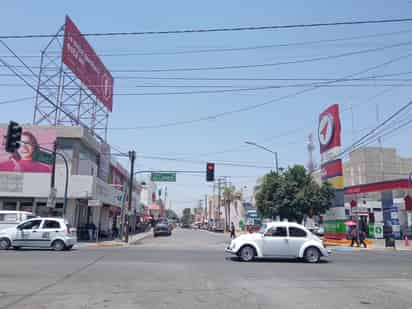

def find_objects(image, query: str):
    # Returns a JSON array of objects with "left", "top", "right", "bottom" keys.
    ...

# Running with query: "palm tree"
[{"left": 222, "top": 185, "right": 242, "bottom": 231}]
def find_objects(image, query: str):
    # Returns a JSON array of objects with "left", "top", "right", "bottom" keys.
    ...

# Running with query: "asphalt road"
[{"left": 1, "top": 229, "right": 412, "bottom": 309}]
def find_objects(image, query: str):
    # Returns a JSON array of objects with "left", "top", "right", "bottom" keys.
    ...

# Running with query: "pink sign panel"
[
  {"left": 0, "top": 127, "right": 56, "bottom": 173},
  {"left": 62, "top": 16, "right": 114, "bottom": 112}
]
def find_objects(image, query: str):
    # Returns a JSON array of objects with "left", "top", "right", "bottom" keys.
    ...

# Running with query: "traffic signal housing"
[
  {"left": 5, "top": 121, "right": 22, "bottom": 153},
  {"left": 206, "top": 162, "right": 215, "bottom": 182}
]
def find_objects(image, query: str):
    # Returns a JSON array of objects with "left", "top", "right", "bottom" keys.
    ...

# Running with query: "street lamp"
[{"left": 245, "top": 141, "right": 279, "bottom": 173}]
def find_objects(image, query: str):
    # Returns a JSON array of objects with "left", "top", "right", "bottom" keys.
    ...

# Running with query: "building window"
[{"left": 3, "top": 202, "right": 17, "bottom": 211}]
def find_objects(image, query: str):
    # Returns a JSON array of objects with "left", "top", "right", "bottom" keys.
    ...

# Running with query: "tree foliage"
[
  {"left": 181, "top": 208, "right": 194, "bottom": 225},
  {"left": 255, "top": 165, "right": 334, "bottom": 222}
]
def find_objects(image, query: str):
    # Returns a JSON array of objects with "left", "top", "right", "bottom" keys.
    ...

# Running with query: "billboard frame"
[{"left": 33, "top": 17, "right": 110, "bottom": 142}]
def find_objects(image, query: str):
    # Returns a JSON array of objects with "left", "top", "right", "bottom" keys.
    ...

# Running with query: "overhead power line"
[
  {"left": 3, "top": 28, "right": 412, "bottom": 57},
  {"left": 114, "top": 71, "right": 412, "bottom": 81},
  {"left": 2, "top": 17, "right": 412, "bottom": 39},
  {"left": 337, "top": 99, "right": 412, "bottom": 158},
  {"left": 109, "top": 50, "right": 412, "bottom": 130},
  {"left": 1, "top": 39, "right": 412, "bottom": 76},
  {"left": 115, "top": 84, "right": 412, "bottom": 96},
  {"left": 110, "top": 40, "right": 412, "bottom": 73},
  {"left": 0, "top": 96, "right": 34, "bottom": 105}
]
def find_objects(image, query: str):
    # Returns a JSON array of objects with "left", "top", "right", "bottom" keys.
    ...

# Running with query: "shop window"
[
  {"left": 3, "top": 202, "right": 17, "bottom": 211},
  {"left": 20, "top": 202, "right": 33, "bottom": 213},
  {"left": 36, "top": 203, "right": 49, "bottom": 217}
]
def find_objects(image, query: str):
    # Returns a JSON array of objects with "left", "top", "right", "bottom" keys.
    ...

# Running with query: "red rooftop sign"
[{"left": 62, "top": 16, "right": 114, "bottom": 112}]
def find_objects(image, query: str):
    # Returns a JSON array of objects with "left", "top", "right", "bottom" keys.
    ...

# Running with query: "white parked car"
[
  {"left": 225, "top": 222, "right": 330, "bottom": 263},
  {"left": 0, "top": 217, "right": 77, "bottom": 251}
]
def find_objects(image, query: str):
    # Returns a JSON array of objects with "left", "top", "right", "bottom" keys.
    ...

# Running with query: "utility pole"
[
  {"left": 204, "top": 194, "right": 208, "bottom": 222},
  {"left": 125, "top": 150, "right": 136, "bottom": 243},
  {"left": 217, "top": 178, "right": 222, "bottom": 222},
  {"left": 48, "top": 141, "right": 57, "bottom": 216}
]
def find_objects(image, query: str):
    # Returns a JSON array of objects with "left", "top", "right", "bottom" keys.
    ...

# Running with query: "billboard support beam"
[{"left": 33, "top": 16, "right": 111, "bottom": 143}]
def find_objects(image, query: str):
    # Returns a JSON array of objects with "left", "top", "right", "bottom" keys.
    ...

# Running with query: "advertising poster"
[
  {"left": 62, "top": 16, "right": 114, "bottom": 111},
  {"left": 0, "top": 127, "right": 56, "bottom": 173}
]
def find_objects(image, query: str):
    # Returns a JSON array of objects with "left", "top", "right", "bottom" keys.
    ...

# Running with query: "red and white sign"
[
  {"left": 318, "top": 104, "right": 341, "bottom": 154},
  {"left": 62, "top": 16, "right": 114, "bottom": 112},
  {"left": 0, "top": 127, "right": 56, "bottom": 173}
]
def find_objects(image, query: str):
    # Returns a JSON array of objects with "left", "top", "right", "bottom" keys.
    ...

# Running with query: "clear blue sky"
[{"left": 2, "top": 1, "right": 412, "bottom": 214}]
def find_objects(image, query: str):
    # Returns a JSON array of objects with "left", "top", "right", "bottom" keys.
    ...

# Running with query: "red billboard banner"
[
  {"left": 318, "top": 104, "right": 341, "bottom": 154},
  {"left": 321, "top": 159, "right": 343, "bottom": 179},
  {"left": 62, "top": 16, "right": 114, "bottom": 112},
  {"left": 0, "top": 127, "right": 56, "bottom": 173}
]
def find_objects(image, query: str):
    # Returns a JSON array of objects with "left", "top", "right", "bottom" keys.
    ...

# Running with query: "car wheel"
[
  {"left": 304, "top": 247, "right": 321, "bottom": 263},
  {"left": 239, "top": 245, "right": 255, "bottom": 262},
  {"left": 52, "top": 240, "right": 66, "bottom": 251},
  {"left": 0, "top": 238, "right": 11, "bottom": 250}
]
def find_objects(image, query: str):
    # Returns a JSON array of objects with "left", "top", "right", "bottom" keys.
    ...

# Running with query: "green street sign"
[
  {"left": 33, "top": 150, "right": 54, "bottom": 165},
  {"left": 151, "top": 172, "right": 176, "bottom": 182}
]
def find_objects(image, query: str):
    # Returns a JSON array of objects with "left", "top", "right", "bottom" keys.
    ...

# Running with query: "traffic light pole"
[
  {"left": 125, "top": 150, "right": 136, "bottom": 243},
  {"left": 47, "top": 144, "right": 69, "bottom": 219}
]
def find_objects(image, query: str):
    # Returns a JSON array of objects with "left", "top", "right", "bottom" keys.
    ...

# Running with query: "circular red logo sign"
[{"left": 318, "top": 113, "right": 334, "bottom": 147}]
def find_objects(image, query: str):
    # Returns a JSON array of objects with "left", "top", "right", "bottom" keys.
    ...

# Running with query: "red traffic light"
[{"left": 206, "top": 163, "right": 215, "bottom": 182}]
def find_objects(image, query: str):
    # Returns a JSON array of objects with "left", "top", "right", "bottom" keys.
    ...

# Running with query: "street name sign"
[
  {"left": 33, "top": 150, "right": 54, "bottom": 165},
  {"left": 151, "top": 172, "right": 176, "bottom": 182}
]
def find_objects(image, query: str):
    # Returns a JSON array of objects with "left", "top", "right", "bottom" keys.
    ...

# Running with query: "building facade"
[
  {"left": 0, "top": 124, "right": 141, "bottom": 239},
  {"left": 313, "top": 146, "right": 412, "bottom": 237}
]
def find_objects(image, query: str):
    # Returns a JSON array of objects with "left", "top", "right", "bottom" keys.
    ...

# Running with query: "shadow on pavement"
[{"left": 227, "top": 256, "right": 330, "bottom": 264}]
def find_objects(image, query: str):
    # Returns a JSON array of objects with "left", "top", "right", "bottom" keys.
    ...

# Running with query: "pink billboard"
[
  {"left": 0, "top": 127, "right": 56, "bottom": 173},
  {"left": 62, "top": 16, "right": 114, "bottom": 112}
]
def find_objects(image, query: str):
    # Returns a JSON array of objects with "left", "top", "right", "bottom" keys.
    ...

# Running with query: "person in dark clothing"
[
  {"left": 230, "top": 222, "right": 236, "bottom": 239},
  {"left": 350, "top": 227, "right": 359, "bottom": 247},
  {"left": 88, "top": 222, "right": 96, "bottom": 241},
  {"left": 359, "top": 229, "right": 367, "bottom": 248}
]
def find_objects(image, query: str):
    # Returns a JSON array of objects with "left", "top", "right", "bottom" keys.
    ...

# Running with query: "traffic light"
[
  {"left": 206, "top": 162, "right": 215, "bottom": 182},
  {"left": 5, "top": 121, "right": 22, "bottom": 153}
]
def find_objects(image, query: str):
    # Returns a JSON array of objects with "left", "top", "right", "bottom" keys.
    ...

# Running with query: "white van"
[{"left": 0, "top": 211, "right": 36, "bottom": 231}]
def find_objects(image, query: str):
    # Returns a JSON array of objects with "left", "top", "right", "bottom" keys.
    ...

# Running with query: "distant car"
[
  {"left": 153, "top": 220, "right": 172, "bottom": 237},
  {"left": 0, "top": 217, "right": 77, "bottom": 251},
  {"left": 226, "top": 222, "right": 330, "bottom": 263},
  {"left": 181, "top": 222, "right": 191, "bottom": 229}
]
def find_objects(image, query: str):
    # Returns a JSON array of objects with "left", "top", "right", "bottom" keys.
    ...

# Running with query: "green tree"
[
  {"left": 255, "top": 165, "right": 334, "bottom": 223},
  {"left": 222, "top": 185, "right": 242, "bottom": 231}
]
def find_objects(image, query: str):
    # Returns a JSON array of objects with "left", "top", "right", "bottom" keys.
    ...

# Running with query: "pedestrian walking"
[
  {"left": 359, "top": 229, "right": 367, "bottom": 248},
  {"left": 350, "top": 227, "right": 359, "bottom": 247},
  {"left": 88, "top": 222, "right": 96, "bottom": 241},
  {"left": 230, "top": 222, "right": 236, "bottom": 239}
]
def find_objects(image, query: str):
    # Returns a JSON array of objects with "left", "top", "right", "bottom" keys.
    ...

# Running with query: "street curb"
[
  {"left": 323, "top": 239, "right": 374, "bottom": 247},
  {"left": 128, "top": 231, "right": 153, "bottom": 245},
  {"left": 86, "top": 242, "right": 126, "bottom": 248}
]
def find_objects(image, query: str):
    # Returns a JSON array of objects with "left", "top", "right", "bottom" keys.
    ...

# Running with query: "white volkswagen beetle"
[{"left": 226, "top": 221, "right": 330, "bottom": 263}]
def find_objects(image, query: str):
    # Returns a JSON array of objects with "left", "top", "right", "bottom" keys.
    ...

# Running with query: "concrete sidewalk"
[
  {"left": 370, "top": 239, "right": 412, "bottom": 251},
  {"left": 324, "top": 238, "right": 412, "bottom": 251},
  {"left": 77, "top": 229, "right": 153, "bottom": 248}
]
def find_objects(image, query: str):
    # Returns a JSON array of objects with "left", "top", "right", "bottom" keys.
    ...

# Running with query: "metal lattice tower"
[
  {"left": 32, "top": 25, "right": 109, "bottom": 142},
  {"left": 307, "top": 133, "right": 316, "bottom": 173}
]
